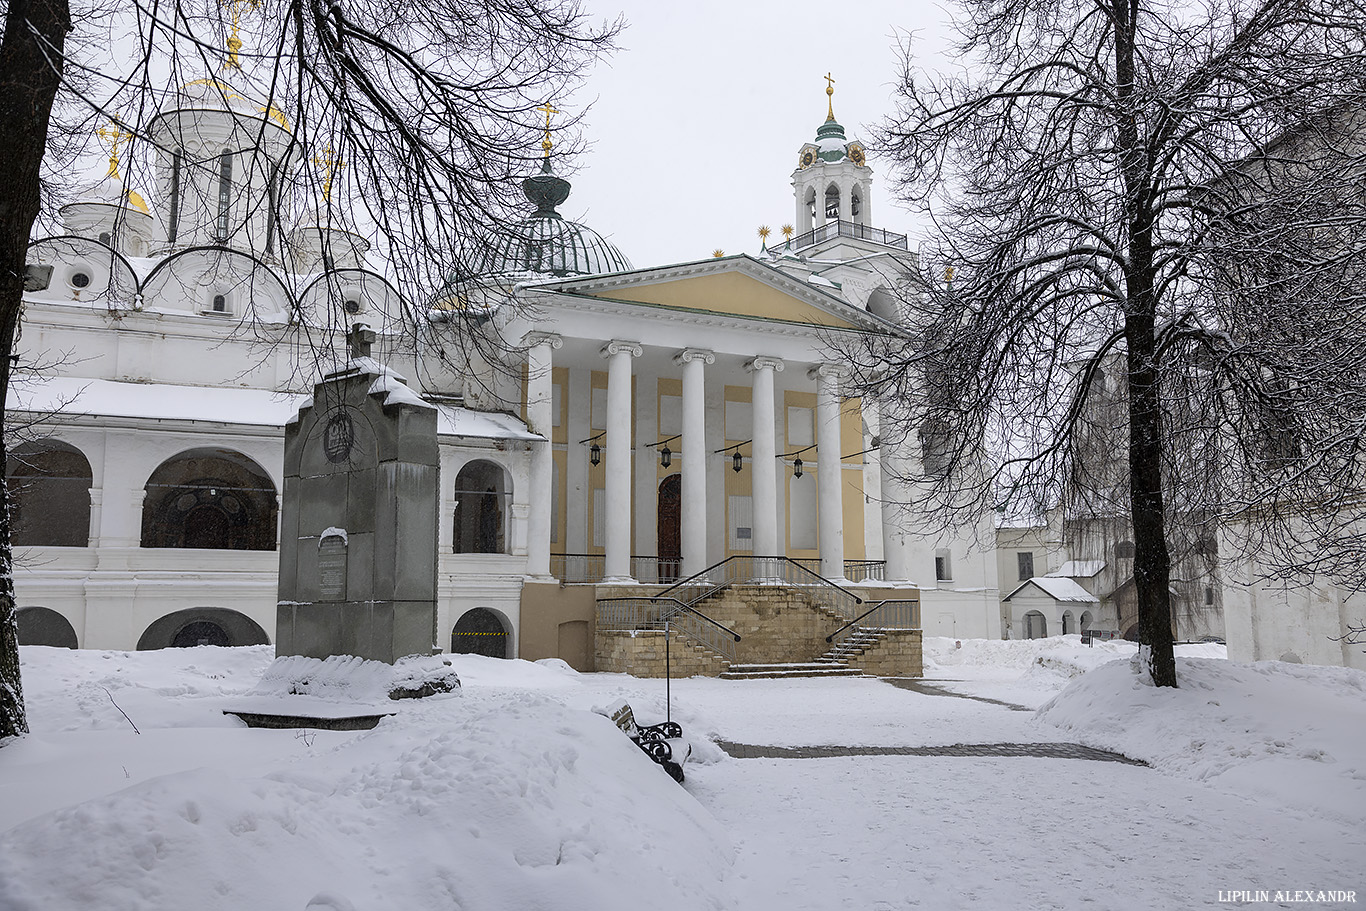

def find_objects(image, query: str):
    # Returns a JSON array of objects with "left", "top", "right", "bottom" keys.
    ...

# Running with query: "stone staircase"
[
  {"left": 816, "top": 628, "right": 889, "bottom": 665},
  {"left": 719, "top": 661, "right": 863, "bottom": 680}
]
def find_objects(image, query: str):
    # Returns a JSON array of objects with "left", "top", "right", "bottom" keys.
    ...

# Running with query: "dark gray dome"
[{"left": 471, "top": 159, "right": 632, "bottom": 278}]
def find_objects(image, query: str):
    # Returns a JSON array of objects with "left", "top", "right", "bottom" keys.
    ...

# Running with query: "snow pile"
[
  {"left": 250, "top": 653, "right": 459, "bottom": 702},
  {"left": 1, "top": 649, "right": 733, "bottom": 911},
  {"left": 1038, "top": 657, "right": 1366, "bottom": 826},
  {"left": 924, "top": 633, "right": 1137, "bottom": 675}
]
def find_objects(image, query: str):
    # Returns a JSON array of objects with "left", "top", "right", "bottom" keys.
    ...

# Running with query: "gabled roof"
[
  {"left": 1003, "top": 577, "right": 1100, "bottom": 603},
  {"left": 1047, "top": 560, "right": 1106, "bottom": 579},
  {"left": 521, "top": 254, "right": 904, "bottom": 336}
]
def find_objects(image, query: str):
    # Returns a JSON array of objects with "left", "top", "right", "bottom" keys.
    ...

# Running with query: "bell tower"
[{"left": 791, "top": 74, "right": 874, "bottom": 236}]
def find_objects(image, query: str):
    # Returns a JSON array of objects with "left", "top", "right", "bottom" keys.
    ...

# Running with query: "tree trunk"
[
  {"left": 1114, "top": 0, "right": 1177, "bottom": 687},
  {"left": 0, "top": 0, "right": 71, "bottom": 742}
]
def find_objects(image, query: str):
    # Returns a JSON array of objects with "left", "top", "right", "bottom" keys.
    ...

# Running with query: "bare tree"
[
  {"left": 846, "top": 0, "right": 1366, "bottom": 686},
  {"left": 0, "top": 0, "right": 619, "bottom": 740}
]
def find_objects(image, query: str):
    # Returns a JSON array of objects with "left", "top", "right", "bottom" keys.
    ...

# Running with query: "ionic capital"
[
  {"left": 523, "top": 330, "right": 563, "bottom": 350},
  {"left": 746, "top": 356, "right": 786, "bottom": 374},
  {"left": 601, "top": 339, "right": 643, "bottom": 359},
  {"left": 675, "top": 347, "right": 715, "bottom": 366}
]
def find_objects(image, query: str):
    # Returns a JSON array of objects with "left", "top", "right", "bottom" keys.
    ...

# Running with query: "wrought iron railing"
[
  {"left": 654, "top": 555, "right": 863, "bottom": 622},
  {"left": 790, "top": 558, "right": 886, "bottom": 583},
  {"left": 596, "top": 597, "right": 741, "bottom": 662},
  {"left": 551, "top": 554, "right": 684, "bottom": 584},
  {"left": 825, "top": 599, "right": 921, "bottom": 650},
  {"left": 783, "top": 219, "right": 909, "bottom": 252}
]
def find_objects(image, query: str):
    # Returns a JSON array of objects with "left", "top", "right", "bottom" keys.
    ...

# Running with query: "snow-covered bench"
[{"left": 595, "top": 700, "right": 690, "bottom": 784}]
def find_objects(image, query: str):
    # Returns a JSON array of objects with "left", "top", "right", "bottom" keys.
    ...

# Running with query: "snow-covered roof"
[
  {"left": 8, "top": 375, "right": 541, "bottom": 441},
  {"left": 1003, "top": 577, "right": 1100, "bottom": 603},
  {"left": 1047, "top": 560, "right": 1106, "bottom": 579}
]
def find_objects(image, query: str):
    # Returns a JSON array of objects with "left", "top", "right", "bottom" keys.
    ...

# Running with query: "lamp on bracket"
[
  {"left": 580, "top": 430, "right": 606, "bottom": 467},
  {"left": 646, "top": 434, "right": 681, "bottom": 469},
  {"left": 715, "top": 439, "right": 752, "bottom": 473},
  {"left": 779, "top": 443, "right": 817, "bottom": 479}
]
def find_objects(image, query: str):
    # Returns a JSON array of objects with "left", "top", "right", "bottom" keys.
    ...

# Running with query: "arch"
[
  {"left": 1122, "top": 623, "right": 1140, "bottom": 641},
  {"left": 803, "top": 186, "right": 818, "bottom": 228},
  {"left": 450, "top": 607, "right": 511, "bottom": 658},
  {"left": 141, "top": 448, "right": 278, "bottom": 550},
  {"left": 452, "top": 459, "right": 512, "bottom": 554},
  {"left": 1061, "top": 609, "right": 1075, "bottom": 635},
  {"left": 1079, "top": 610, "right": 1094, "bottom": 632},
  {"left": 137, "top": 607, "right": 270, "bottom": 650},
  {"left": 1278, "top": 651, "right": 1303, "bottom": 664},
  {"left": 1023, "top": 610, "right": 1048, "bottom": 639},
  {"left": 16, "top": 607, "right": 78, "bottom": 648},
  {"left": 139, "top": 245, "right": 294, "bottom": 322},
  {"left": 7, "top": 439, "right": 93, "bottom": 546},
  {"left": 850, "top": 184, "right": 863, "bottom": 220},
  {"left": 657, "top": 474, "right": 682, "bottom": 582},
  {"left": 26, "top": 235, "right": 142, "bottom": 308},
  {"left": 297, "top": 267, "right": 401, "bottom": 328},
  {"left": 824, "top": 183, "right": 840, "bottom": 220}
]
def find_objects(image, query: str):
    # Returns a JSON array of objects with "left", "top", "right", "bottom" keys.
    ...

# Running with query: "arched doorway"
[
  {"left": 657, "top": 474, "right": 681, "bottom": 582},
  {"left": 1061, "top": 610, "right": 1075, "bottom": 635},
  {"left": 1080, "top": 610, "right": 1094, "bottom": 632},
  {"left": 137, "top": 607, "right": 270, "bottom": 649},
  {"left": 16, "top": 607, "right": 78, "bottom": 648},
  {"left": 1024, "top": 610, "right": 1048, "bottom": 639},
  {"left": 453, "top": 460, "right": 511, "bottom": 554},
  {"left": 450, "top": 608, "right": 510, "bottom": 658},
  {"left": 141, "top": 449, "right": 277, "bottom": 550},
  {"left": 7, "top": 440, "right": 93, "bottom": 546}
]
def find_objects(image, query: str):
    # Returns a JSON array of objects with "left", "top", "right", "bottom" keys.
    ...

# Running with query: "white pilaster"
[
  {"left": 879, "top": 424, "right": 911, "bottom": 583},
  {"left": 676, "top": 348, "right": 714, "bottom": 578},
  {"left": 524, "top": 331, "right": 561, "bottom": 579},
  {"left": 812, "top": 364, "right": 846, "bottom": 580},
  {"left": 747, "top": 357, "right": 784, "bottom": 557},
  {"left": 602, "top": 340, "right": 642, "bottom": 582}
]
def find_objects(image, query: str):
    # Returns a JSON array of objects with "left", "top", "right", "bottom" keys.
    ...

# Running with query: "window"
[
  {"left": 1205, "top": 586, "right": 1216, "bottom": 606},
  {"left": 935, "top": 548, "right": 952, "bottom": 582},
  {"left": 343, "top": 298, "right": 362, "bottom": 314},
  {"left": 1017, "top": 551, "right": 1034, "bottom": 581},
  {"left": 215, "top": 151, "right": 233, "bottom": 241},
  {"left": 168, "top": 149, "right": 182, "bottom": 243},
  {"left": 98, "top": 232, "right": 111, "bottom": 246},
  {"left": 264, "top": 163, "right": 279, "bottom": 256},
  {"left": 212, "top": 294, "right": 227, "bottom": 313},
  {"left": 1115, "top": 540, "right": 1135, "bottom": 559},
  {"left": 728, "top": 495, "right": 753, "bottom": 552},
  {"left": 70, "top": 271, "right": 91, "bottom": 289},
  {"left": 825, "top": 185, "right": 840, "bottom": 220}
]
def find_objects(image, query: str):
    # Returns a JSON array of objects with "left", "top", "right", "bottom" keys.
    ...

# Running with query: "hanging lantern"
[
  {"left": 732, "top": 450, "right": 743, "bottom": 473},
  {"left": 660, "top": 444, "right": 672, "bottom": 468},
  {"left": 590, "top": 441, "right": 601, "bottom": 466},
  {"left": 792, "top": 456, "right": 803, "bottom": 479}
]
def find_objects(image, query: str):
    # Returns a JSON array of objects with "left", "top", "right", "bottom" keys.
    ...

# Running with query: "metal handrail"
[
  {"left": 653, "top": 554, "right": 863, "bottom": 622},
  {"left": 596, "top": 596, "right": 741, "bottom": 662},
  {"left": 825, "top": 599, "right": 921, "bottom": 646},
  {"left": 784, "top": 219, "right": 910, "bottom": 252}
]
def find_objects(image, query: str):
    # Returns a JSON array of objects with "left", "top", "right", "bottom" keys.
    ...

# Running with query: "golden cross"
[
  {"left": 221, "top": 0, "right": 261, "bottom": 69},
  {"left": 311, "top": 147, "right": 343, "bottom": 202},
  {"left": 825, "top": 72, "right": 836, "bottom": 121},
  {"left": 536, "top": 102, "right": 560, "bottom": 156},
  {"left": 96, "top": 123, "right": 132, "bottom": 179}
]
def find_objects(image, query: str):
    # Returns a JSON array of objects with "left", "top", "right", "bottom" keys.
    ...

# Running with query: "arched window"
[
  {"left": 168, "top": 148, "right": 183, "bottom": 243},
  {"left": 804, "top": 187, "right": 818, "bottom": 227},
  {"left": 137, "top": 607, "right": 270, "bottom": 650},
  {"left": 17, "top": 607, "right": 78, "bottom": 648},
  {"left": 215, "top": 151, "right": 234, "bottom": 241},
  {"left": 1079, "top": 610, "right": 1094, "bottom": 632},
  {"left": 851, "top": 186, "right": 862, "bottom": 220},
  {"left": 452, "top": 460, "right": 511, "bottom": 554},
  {"left": 825, "top": 184, "right": 840, "bottom": 220},
  {"left": 451, "top": 607, "right": 510, "bottom": 658},
  {"left": 1115, "top": 540, "right": 1135, "bottom": 559},
  {"left": 141, "top": 448, "right": 277, "bottom": 550},
  {"left": 6, "top": 440, "right": 93, "bottom": 546}
]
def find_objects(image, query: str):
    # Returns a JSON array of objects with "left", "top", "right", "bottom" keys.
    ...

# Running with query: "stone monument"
[{"left": 275, "top": 324, "right": 439, "bottom": 662}]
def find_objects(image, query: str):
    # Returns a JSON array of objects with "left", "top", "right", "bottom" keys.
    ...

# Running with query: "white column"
[
  {"left": 602, "top": 340, "right": 642, "bottom": 582},
  {"left": 676, "top": 348, "right": 714, "bottom": 578},
  {"left": 523, "top": 331, "right": 561, "bottom": 579},
  {"left": 87, "top": 488, "right": 104, "bottom": 548},
  {"left": 879, "top": 422, "right": 911, "bottom": 583},
  {"left": 812, "top": 364, "right": 846, "bottom": 580},
  {"left": 747, "top": 357, "right": 784, "bottom": 557}
]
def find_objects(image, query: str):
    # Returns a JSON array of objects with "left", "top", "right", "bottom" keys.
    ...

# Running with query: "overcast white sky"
[{"left": 562, "top": 0, "right": 958, "bottom": 269}]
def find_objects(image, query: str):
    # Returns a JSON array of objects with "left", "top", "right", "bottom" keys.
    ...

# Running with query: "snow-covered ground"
[{"left": 1, "top": 636, "right": 1362, "bottom": 910}]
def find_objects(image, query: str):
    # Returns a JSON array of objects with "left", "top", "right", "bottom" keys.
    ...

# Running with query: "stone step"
[{"left": 719, "top": 662, "right": 864, "bottom": 680}]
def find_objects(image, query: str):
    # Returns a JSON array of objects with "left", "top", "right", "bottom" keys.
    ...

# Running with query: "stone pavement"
[
  {"left": 881, "top": 677, "right": 1034, "bottom": 712},
  {"left": 717, "top": 740, "right": 1147, "bottom": 765}
]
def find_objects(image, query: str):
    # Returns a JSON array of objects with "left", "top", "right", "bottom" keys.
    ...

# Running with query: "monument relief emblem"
[{"left": 323, "top": 410, "right": 355, "bottom": 463}]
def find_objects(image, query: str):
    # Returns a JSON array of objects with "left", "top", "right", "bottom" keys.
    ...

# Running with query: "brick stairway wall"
[
  {"left": 853, "top": 629, "right": 924, "bottom": 677},
  {"left": 596, "top": 629, "right": 729, "bottom": 678},
  {"left": 700, "top": 585, "right": 846, "bottom": 665}
]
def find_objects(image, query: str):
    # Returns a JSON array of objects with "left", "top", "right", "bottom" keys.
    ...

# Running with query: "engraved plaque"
[
  {"left": 324, "top": 411, "right": 355, "bottom": 463},
  {"left": 318, "top": 534, "right": 348, "bottom": 601}
]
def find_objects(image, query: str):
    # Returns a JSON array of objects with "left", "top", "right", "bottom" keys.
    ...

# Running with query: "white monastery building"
[{"left": 10, "top": 72, "right": 1006, "bottom": 666}]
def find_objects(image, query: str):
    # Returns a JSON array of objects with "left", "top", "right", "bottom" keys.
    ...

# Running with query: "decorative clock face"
[
  {"left": 799, "top": 148, "right": 817, "bottom": 169},
  {"left": 848, "top": 143, "right": 867, "bottom": 167}
]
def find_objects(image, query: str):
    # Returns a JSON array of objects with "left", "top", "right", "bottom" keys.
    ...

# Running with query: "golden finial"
[
  {"left": 945, "top": 265, "right": 956, "bottom": 284},
  {"left": 536, "top": 102, "right": 560, "bottom": 158},
  {"left": 311, "top": 147, "right": 343, "bottom": 202},
  {"left": 96, "top": 122, "right": 132, "bottom": 179},
  {"left": 758, "top": 225, "right": 771, "bottom": 240},
  {"left": 712, "top": 249, "right": 725, "bottom": 258},
  {"left": 221, "top": 0, "right": 260, "bottom": 70},
  {"left": 825, "top": 72, "right": 836, "bottom": 122},
  {"left": 781, "top": 224, "right": 794, "bottom": 239}
]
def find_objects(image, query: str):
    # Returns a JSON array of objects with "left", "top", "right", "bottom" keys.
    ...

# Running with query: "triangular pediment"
[{"left": 532, "top": 256, "right": 891, "bottom": 333}]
